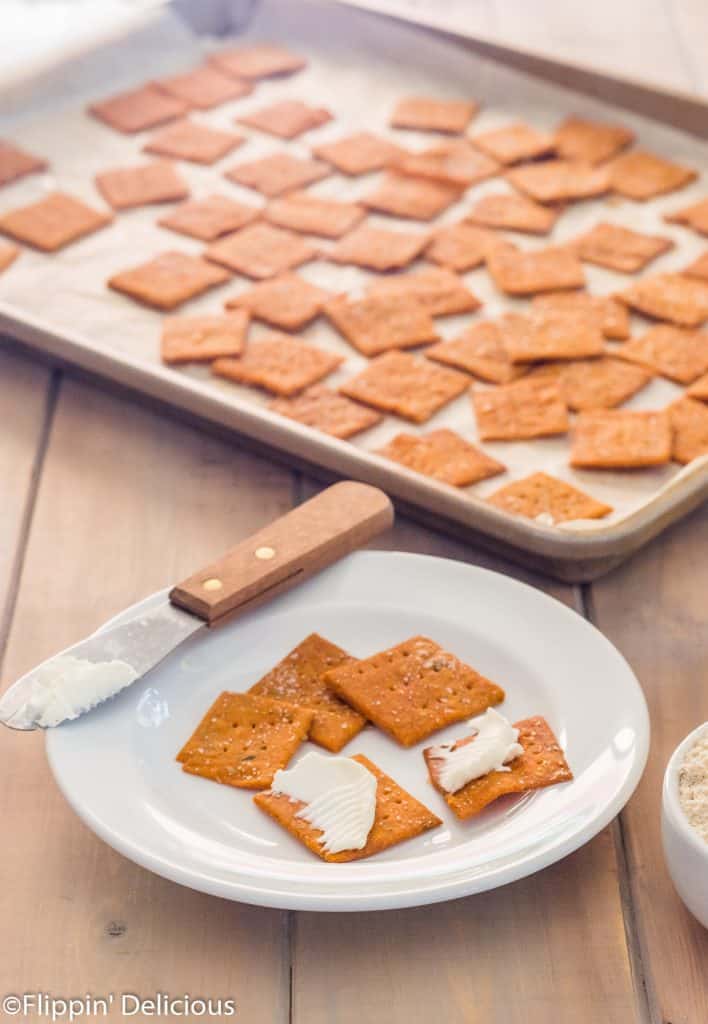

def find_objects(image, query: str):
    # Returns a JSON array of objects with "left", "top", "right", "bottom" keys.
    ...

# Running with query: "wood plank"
[
  {"left": 0, "top": 377, "right": 295, "bottom": 1021},
  {"left": 293, "top": 491, "right": 639, "bottom": 1024},
  {"left": 591, "top": 501, "right": 708, "bottom": 1024}
]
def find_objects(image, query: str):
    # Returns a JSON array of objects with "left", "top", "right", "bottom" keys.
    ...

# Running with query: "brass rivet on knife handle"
[{"left": 169, "top": 481, "right": 394, "bottom": 626}]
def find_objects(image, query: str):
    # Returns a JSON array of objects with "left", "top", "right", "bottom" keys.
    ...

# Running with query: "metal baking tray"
[{"left": 0, "top": 0, "right": 706, "bottom": 581}]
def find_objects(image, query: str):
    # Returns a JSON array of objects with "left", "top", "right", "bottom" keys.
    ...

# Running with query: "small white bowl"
[{"left": 662, "top": 721, "right": 708, "bottom": 929}]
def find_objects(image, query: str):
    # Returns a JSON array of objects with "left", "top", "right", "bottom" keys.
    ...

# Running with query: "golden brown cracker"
[
  {"left": 269, "top": 385, "right": 382, "bottom": 439},
  {"left": 528, "top": 357, "right": 651, "bottom": 411},
  {"left": 377, "top": 429, "right": 505, "bottom": 486},
  {"left": 108, "top": 251, "right": 229, "bottom": 310},
  {"left": 254, "top": 754, "right": 441, "bottom": 861},
  {"left": 0, "top": 242, "right": 19, "bottom": 273},
  {"left": 473, "top": 377, "right": 569, "bottom": 441},
  {"left": 687, "top": 371, "right": 708, "bottom": 401},
  {"left": 264, "top": 191, "right": 365, "bottom": 238},
  {"left": 532, "top": 290, "right": 630, "bottom": 340},
  {"left": 225, "top": 152, "right": 330, "bottom": 197},
  {"left": 554, "top": 115, "right": 634, "bottom": 165},
  {"left": 324, "top": 292, "right": 439, "bottom": 356},
  {"left": 208, "top": 44, "right": 306, "bottom": 80},
  {"left": 486, "top": 243, "right": 585, "bottom": 296},
  {"left": 367, "top": 266, "right": 481, "bottom": 317},
  {"left": 327, "top": 224, "right": 429, "bottom": 271},
  {"left": 487, "top": 471, "right": 612, "bottom": 523},
  {"left": 424, "top": 221, "right": 500, "bottom": 272},
  {"left": 500, "top": 308, "right": 605, "bottom": 363},
  {"left": 669, "top": 395, "right": 708, "bottom": 464},
  {"left": 238, "top": 100, "right": 332, "bottom": 139},
  {"left": 249, "top": 633, "right": 365, "bottom": 752},
  {"left": 362, "top": 172, "right": 461, "bottom": 221},
  {"left": 205, "top": 222, "right": 318, "bottom": 279},
  {"left": 570, "top": 409, "right": 672, "bottom": 468},
  {"left": 505, "top": 159, "right": 611, "bottom": 203},
  {"left": 425, "top": 717, "right": 572, "bottom": 820},
  {"left": 312, "top": 131, "right": 406, "bottom": 175},
  {"left": 571, "top": 221, "right": 673, "bottom": 273},
  {"left": 665, "top": 197, "right": 708, "bottom": 237},
  {"left": 325, "top": 636, "right": 504, "bottom": 747},
  {"left": 153, "top": 64, "right": 252, "bottom": 108},
  {"left": 212, "top": 332, "right": 342, "bottom": 396},
  {"left": 95, "top": 160, "right": 189, "bottom": 210},
  {"left": 89, "top": 84, "right": 188, "bottom": 133},
  {"left": 471, "top": 121, "right": 555, "bottom": 165},
  {"left": 683, "top": 251, "right": 708, "bottom": 284},
  {"left": 158, "top": 194, "right": 260, "bottom": 241},
  {"left": 160, "top": 311, "right": 249, "bottom": 364},
  {"left": 425, "top": 321, "right": 526, "bottom": 385},
  {"left": 143, "top": 118, "right": 244, "bottom": 165},
  {"left": 618, "top": 273, "right": 708, "bottom": 328},
  {"left": 393, "top": 140, "right": 499, "bottom": 188},
  {"left": 465, "top": 192, "right": 559, "bottom": 235},
  {"left": 225, "top": 272, "right": 332, "bottom": 330},
  {"left": 0, "top": 140, "right": 47, "bottom": 188},
  {"left": 0, "top": 191, "right": 111, "bottom": 252},
  {"left": 608, "top": 149, "right": 697, "bottom": 200},
  {"left": 617, "top": 325, "right": 708, "bottom": 384},
  {"left": 339, "top": 351, "right": 467, "bottom": 423},
  {"left": 390, "top": 96, "right": 478, "bottom": 134},
  {"left": 177, "top": 691, "right": 313, "bottom": 789}
]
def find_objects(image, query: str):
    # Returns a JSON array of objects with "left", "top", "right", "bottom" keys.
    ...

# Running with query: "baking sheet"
[{"left": 0, "top": 0, "right": 706, "bottom": 547}]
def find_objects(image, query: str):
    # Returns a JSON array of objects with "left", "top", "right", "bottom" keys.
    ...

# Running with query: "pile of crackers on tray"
[
  {"left": 1, "top": 42, "right": 707, "bottom": 527},
  {"left": 177, "top": 632, "right": 572, "bottom": 862}
]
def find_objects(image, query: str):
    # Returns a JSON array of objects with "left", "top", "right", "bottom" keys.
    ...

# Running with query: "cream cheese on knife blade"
[{"left": 427, "top": 708, "right": 524, "bottom": 793}]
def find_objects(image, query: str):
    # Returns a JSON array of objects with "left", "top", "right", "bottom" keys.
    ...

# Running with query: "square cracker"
[
  {"left": 666, "top": 197, "right": 708, "bottom": 237},
  {"left": 254, "top": 754, "right": 441, "bottom": 862},
  {"left": 669, "top": 395, "right": 708, "bottom": 464},
  {"left": 687, "top": 372, "right": 708, "bottom": 401},
  {"left": 158, "top": 194, "right": 260, "bottom": 241},
  {"left": 160, "top": 311, "right": 249, "bottom": 364},
  {"left": 238, "top": 100, "right": 332, "bottom": 139},
  {"left": 554, "top": 116, "right": 634, "bottom": 165},
  {"left": 367, "top": 266, "right": 481, "bottom": 317},
  {"left": 324, "top": 292, "right": 439, "bottom": 356},
  {"left": 570, "top": 409, "right": 672, "bottom": 468},
  {"left": 500, "top": 309, "right": 605, "bottom": 363},
  {"left": 269, "top": 385, "right": 382, "bottom": 440},
  {"left": 618, "top": 273, "right": 708, "bottom": 328},
  {"left": 108, "top": 251, "right": 229, "bottom": 310},
  {"left": 339, "top": 351, "right": 468, "bottom": 423},
  {"left": 471, "top": 121, "right": 555, "bottom": 165},
  {"left": 390, "top": 96, "right": 478, "bottom": 134},
  {"left": 393, "top": 140, "right": 499, "bottom": 188},
  {"left": 377, "top": 429, "right": 505, "bottom": 487},
  {"left": 487, "top": 243, "right": 585, "bottom": 296},
  {"left": 226, "top": 272, "right": 332, "bottom": 330},
  {"left": 264, "top": 191, "right": 365, "bottom": 239},
  {"left": 424, "top": 716, "right": 572, "bottom": 820},
  {"left": 0, "top": 242, "right": 20, "bottom": 274},
  {"left": 465, "top": 192, "right": 559, "bottom": 235},
  {"left": 617, "top": 325, "right": 708, "bottom": 385},
  {"left": 212, "top": 332, "right": 342, "bottom": 396},
  {"left": 473, "top": 377, "right": 569, "bottom": 441},
  {"left": 327, "top": 224, "right": 428, "bottom": 271},
  {"left": 0, "top": 191, "right": 111, "bottom": 252},
  {"left": 324, "top": 636, "right": 504, "bottom": 747},
  {"left": 95, "top": 160, "right": 188, "bottom": 210},
  {"left": 0, "top": 140, "right": 47, "bottom": 188},
  {"left": 608, "top": 149, "right": 697, "bottom": 200},
  {"left": 505, "top": 159, "right": 611, "bottom": 203},
  {"left": 362, "top": 173, "right": 461, "bottom": 221},
  {"left": 312, "top": 131, "right": 405, "bottom": 175},
  {"left": 153, "top": 65, "right": 252, "bottom": 108},
  {"left": 426, "top": 321, "right": 526, "bottom": 384},
  {"left": 205, "top": 222, "right": 318, "bottom": 279},
  {"left": 683, "top": 251, "right": 708, "bottom": 284},
  {"left": 248, "top": 633, "right": 365, "bottom": 752},
  {"left": 226, "top": 152, "right": 330, "bottom": 198},
  {"left": 487, "top": 472, "right": 612, "bottom": 523},
  {"left": 571, "top": 221, "right": 673, "bottom": 273},
  {"left": 424, "top": 221, "right": 500, "bottom": 273},
  {"left": 143, "top": 119, "right": 244, "bottom": 165},
  {"left": 208, "top": 45, "right": 306, "bottom": 80},
  {"left": 89, "top": 84, "right": 188, "bottom": 133},
  {"left": 532, "top": 291, "right": 630, "bottom": 341},
  {"left": 528, "top": 357, "right": 651, "bottom": 411},
  {"left": 177, "top": 691, "right": 313, "bottom": 789}
]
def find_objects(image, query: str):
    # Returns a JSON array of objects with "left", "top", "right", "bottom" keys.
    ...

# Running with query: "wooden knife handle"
[{"left": 169, "top": 481, "right": 394, "bottom": 626}]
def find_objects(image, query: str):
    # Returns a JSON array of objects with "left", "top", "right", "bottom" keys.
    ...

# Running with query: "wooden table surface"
[{"left": 2, "top": 4, "right": 708, "bottom": 1021}]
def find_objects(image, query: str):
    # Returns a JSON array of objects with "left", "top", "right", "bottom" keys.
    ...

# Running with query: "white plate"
[{"left": 46, "top": 552, "right": 649, "bottom": 911}]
